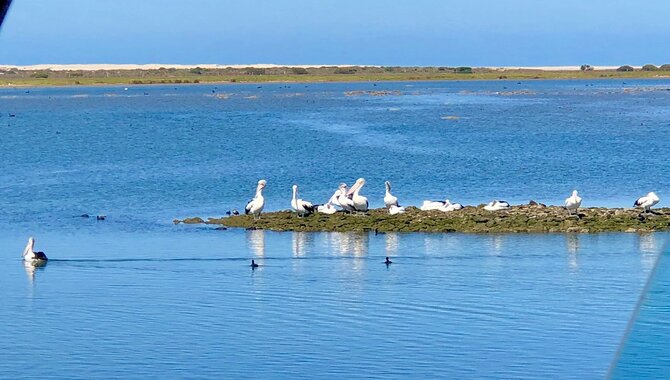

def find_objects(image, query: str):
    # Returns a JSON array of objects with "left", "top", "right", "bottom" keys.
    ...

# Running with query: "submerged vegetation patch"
[{"left": 175, "top": 206, "right": 670, "bottom": 233}]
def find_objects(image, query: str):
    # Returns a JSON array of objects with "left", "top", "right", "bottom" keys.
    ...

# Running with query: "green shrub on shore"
[
  {"left": 642, "top": 64, "right": 658, "bottom": 71},
  {"left": 454, "top": 67, "right": 473, "bottom": 74},
  {"left": 291, "top": 67, "right": 309, "bottom": 75},
  {"left": 617, "top": 65, "right": 635, "bottom": 72},
  {"left": 30, "top": 72, "right": 49, "bottom": 78}
]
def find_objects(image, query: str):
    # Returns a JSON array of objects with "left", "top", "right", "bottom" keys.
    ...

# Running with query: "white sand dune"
[
  {"left": 0, "top": 63, "right": 369, "bottom": 71},
  {"left": 0, "top": 64, "right": 638, "bottom": 71}
]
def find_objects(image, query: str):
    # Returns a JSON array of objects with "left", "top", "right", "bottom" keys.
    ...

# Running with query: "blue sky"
[{"left": 1, "top": 0, "right": 668, "bottom": 66}]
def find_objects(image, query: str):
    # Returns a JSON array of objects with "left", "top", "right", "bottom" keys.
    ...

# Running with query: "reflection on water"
[
  {"left": 637, "top": 233, "right": 659, "bottom": 270},
  {"left": 329, "top": 232, "right": 369, "bottom": 273},
  {"left": 384, "top": 233, "right": 399, "bottom": 257},
  {"left": 566, "top": 234, "right": 580, "bottom": 270},
  {"left": 488, "top": 235, "right": 505, "bottom": 256},
  {"left": 23, "top": 260, "right": 47, "bottom": 284},
  {"left": 329, "top": 232, "right": 369, "bottom": 257},
  {"left": 246, "top": 229, "right": 265, "bottom": 258},
  {"left": 292, "top": 232, "right": 313, "bottom": 257}
]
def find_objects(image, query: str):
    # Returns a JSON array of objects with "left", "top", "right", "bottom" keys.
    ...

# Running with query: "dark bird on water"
[
  {"left": 384, "top": 257, "right": 393, "bottom": 265},
  {"left": 250, "top": 259, "right": 259, "bottom": 269}
]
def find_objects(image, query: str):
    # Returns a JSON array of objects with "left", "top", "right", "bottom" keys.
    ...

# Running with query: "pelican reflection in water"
[
  {"left": 330, "top": 232, "right": 369, "bottom": 273},
  {"left": 385, "top": 232, "right": 399, "bottom": 258},
  {"left": 246, "top": 229, "right": 265, "bottom": 258},
  {"left": 23, "top": 259, "right": 47, "bottom": 284},
  {"left": 638, "top": 233, "right": 660, "bottom": 271},
  {"left": 292, "top": 232, "right": 313, "bottom": 258},
  {"left": 566, "top": 234, "right": 580, "bottom": 270}
]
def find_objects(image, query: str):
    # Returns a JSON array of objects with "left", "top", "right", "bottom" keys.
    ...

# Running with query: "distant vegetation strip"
[{"left": 2, "top": 65, "right": 670, "bottom": 86}]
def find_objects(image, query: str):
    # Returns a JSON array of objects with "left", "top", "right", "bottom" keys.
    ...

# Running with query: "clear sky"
[{"left": 1, "top": 0, "right": 668, "bottom": 66}]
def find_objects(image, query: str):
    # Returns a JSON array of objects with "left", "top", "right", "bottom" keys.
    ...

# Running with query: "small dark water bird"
[
  {"left": 384, "top": 257, "right": 393, "bottom": 265},
  {"left": 250, "top": 259, "right": 259, "bottom": 269},
  {"left": 96, "top": 215, "right": 106, "bottom": 221},
  {"left": 232, "top": 209, "right": 240, "bottom": 216}
]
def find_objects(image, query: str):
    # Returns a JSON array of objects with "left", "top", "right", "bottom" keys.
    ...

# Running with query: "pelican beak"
[{"left": 346, "top": 182, "right": 358, "bottom": 197}]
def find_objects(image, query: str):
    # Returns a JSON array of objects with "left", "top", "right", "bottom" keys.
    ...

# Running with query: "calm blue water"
[{"left": 1, "top": 79, "right": 669, "bottom": 378}]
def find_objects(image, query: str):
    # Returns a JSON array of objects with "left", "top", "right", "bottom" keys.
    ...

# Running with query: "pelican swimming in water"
[
  {"left": 245, "top": 179, "right": 267, "bottom": 220},
  {"left": 22, "top": 237, "right": 48, "bottom": 263},
  {"left": 337, "top": 183, "right": 356, "bottom": 213},
  {"left": 564, "top": 190, "right": 582, "bottom": 214},
  {"left": 347, "top": 178, "right": 369, "bottom": 213},
  {"left": 291, "top": 184, "right": 317, "bottom": 217},
  {"left": 384, "top": 181, "right": 399, "bottom": 209},
  {"left": 484, "top": 200, "right": 511, "bottom": 211},
  {"left": 634, "top": 192, "right": 660, "bottom": 213}
]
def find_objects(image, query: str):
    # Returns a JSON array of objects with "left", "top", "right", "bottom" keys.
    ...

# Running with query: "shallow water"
[
  {"left": 0, "top": 231, "right": 665, "bottom": 379},
  {"left": 1, "top": 80, "right": 669, "bottom": 378}
]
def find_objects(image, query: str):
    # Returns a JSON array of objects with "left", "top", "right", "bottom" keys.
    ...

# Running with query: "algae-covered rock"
[{"left": 180, "top": 206, "right": 670, "bottom": 233}]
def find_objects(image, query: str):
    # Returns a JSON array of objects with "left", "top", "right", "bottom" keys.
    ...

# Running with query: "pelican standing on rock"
[
  {"left": 565, "top": 190, "right": 582, "bottom": 214},
  {"left": 347, "top": 178, "right": 369, "bottom": 213},
  {"left": 22, "top": 237, "right": 48, "bottom": 263},
  {"left": 337, "top": 183, "right": 356, "bottom": 213},
  {"left": 484, "top": 200, "right": 511, "bottom": 211},
  {"left": 327, "top": 186, "right": 343, "bottom": 208},
  {"left": 291, "top": 184, "right": 317, "bottom": 217},
  {"left": 384, "top": 181, "right": 399, "bottom": 209},
  {"left": 245, "top": 179, "right": 267, "bottom": 220},
  {"left": 634, "top": 192, "right": 660, "bottom": 213}
]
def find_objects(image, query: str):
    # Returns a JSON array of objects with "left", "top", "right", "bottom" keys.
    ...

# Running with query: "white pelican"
[
  {"left": 389, "top": 205, "right": 406, "bottom": 215},
  {"left": 564, "top": 190, "right": 582, "bottom": 214},
  {"left": 484, "top": 200, "right": 511, "bottom": 211},
  {"left": 347, "top": 178, "right": 369, "bottom": 212},
  {"left": 291, "top": 184, "right": 317, "bottom": 217},
  {"left": 420, "top": 199, "right": 449, "bottom": 211},
  {"left": 337, "top": 183, "right": 356, "bottom": 213},
  {"left": 440, "top": 201, "right": 463, "bottom": 212},
  {"left": 22, "top": 237, "right": 48, "bottom": 263},
  {"left": 244, "top": 179, "right": 267, "bottom": 220},
  {"left": 317, "top": 202, "right": 338, "bottom": 214},
  {"left": 328, "top": 187, "right": 342, "bottom": 208},
  {"left": 634, "top": 192, "right": 660, "bottom": 213},
  {"left": 384, "top": 181, "right": 399, "bottom": 209}
]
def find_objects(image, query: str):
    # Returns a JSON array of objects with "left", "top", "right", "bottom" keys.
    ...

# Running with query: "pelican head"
[
  {"left": 385, "top": 181, "right": 391, "bottom": 190},
  {"left": 347, "top": 178, "right": 366, "bottom": 196},
  {"left": 649, "top": 191, "right": 658, "bottom": 198},
  {"left": 292, "top": 184, "right": 298, "bottom": 191},
  {"left": 258, "top": 179, "right": 267, "bottom": 188},
  {"left": 572, "top": 190, "right": 579, "bottom": 197}
]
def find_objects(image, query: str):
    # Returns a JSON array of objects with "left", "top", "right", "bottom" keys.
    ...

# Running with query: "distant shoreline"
[
  {"left": 1, "top": 64, "right": 669, "bottom": 87},
  {"left": 0, "top": 63, "right": 632, "bottom": 71}
]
